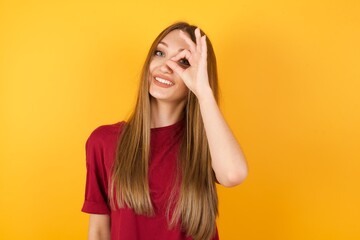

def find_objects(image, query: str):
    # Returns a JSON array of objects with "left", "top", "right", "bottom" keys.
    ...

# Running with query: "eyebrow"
[{"left": 158, "top": 41, "right": 185, "bottom": 52}]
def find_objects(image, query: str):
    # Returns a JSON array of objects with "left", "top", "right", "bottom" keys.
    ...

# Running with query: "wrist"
[{"left": 196, "top": 86, "right": 215, "bottom": 104}]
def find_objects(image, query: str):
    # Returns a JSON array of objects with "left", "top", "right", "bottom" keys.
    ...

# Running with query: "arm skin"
[
  {"left": 88, "top": 214, "right": 110, "bottom": 240},
  {"left": 167, "top": 28, "right": 248, "bottom": 187},
  {"left": 197, "top": 86, "right": 248, "bottom": 187}
]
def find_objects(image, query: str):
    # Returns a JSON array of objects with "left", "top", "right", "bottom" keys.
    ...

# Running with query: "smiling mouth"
[{"left": 154, "top": 77, "right": 174, "bottom": 86}]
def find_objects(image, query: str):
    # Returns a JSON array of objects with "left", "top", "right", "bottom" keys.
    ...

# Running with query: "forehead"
[{"left": 158, "top": 30, "right": 191, "bottom": 49}]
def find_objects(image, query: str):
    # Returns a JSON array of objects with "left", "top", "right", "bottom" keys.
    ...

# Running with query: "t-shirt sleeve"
[{"left": 81, "top": 127, "right": 111, "bottom": 214}]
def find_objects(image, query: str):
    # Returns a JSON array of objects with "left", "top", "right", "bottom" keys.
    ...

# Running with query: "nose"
[{"left": 159, "top": 59, "right": 173, "bottom": 73}]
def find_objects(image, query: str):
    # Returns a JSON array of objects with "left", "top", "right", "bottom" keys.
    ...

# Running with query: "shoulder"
[{"left": 86, "top": 121, "right": 126, "bottom": 149}]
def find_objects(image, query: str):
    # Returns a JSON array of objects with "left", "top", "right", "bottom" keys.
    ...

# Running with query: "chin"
[{"left": 149, "top": 90, "right": 169, "bottom": 101}]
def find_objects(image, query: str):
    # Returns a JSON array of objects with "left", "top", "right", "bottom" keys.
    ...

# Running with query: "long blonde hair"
[{"left": 110, "top": 22, "right": 219, "bottom": 240}]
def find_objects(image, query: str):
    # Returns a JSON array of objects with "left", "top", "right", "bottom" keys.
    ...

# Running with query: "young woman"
[{"left": 82, "top": 22, "right": 248, "bottom": 240}]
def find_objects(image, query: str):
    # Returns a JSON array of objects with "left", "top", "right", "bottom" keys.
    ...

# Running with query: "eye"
[
  {"left": 154, "top": 50, "right": 164, "bottom": 57},
  {"left": 179, "top": 58, "right": 190, "bottom": 66}
]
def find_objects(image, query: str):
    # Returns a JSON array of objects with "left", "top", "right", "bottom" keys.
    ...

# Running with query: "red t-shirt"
[{"left": 81, "top": 118, "right": 219, "bottom": 240}]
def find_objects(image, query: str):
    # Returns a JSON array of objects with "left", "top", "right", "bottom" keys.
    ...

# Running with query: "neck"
[{"left": 150, "top": 98, "right": 186, "bottom": 128}]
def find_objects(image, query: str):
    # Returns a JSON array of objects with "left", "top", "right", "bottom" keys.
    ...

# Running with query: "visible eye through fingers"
[{"left": 178, "top": 58, "right": 190, "bottom": 67}]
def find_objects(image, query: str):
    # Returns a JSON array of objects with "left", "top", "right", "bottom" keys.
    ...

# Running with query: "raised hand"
[{"left": 166, "top": 28, "right": 211, "bottom": 99}]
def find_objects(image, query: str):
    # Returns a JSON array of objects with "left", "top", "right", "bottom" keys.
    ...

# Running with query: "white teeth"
[{"left": 155, "top": 77, "right": 174, "bottom": 85}]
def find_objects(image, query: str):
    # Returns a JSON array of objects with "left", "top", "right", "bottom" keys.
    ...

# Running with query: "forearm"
[
  {"left": 198, "top": 87, "right": 248, "bottom": 187},
  {"left": 88, "top": 231, "right": 110, "bottom": 240},
  {"left": 88, "top": 214, "right": 111, "bottom": 240}
]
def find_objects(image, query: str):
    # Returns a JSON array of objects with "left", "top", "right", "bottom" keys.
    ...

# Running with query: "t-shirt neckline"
[{"left": 150, "top": 117, "right": 185, "bottom": 133}]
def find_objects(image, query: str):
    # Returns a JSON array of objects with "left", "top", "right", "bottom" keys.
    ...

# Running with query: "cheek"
[
  {"left": 148, "top": 60, "right": 156, "bottom": 82},
  {"left": 149, "top": 61, "right": 154, "bottom": 73},
  {"left": 149, "top": 58, "right": 161, "bottom": 73},
  {"left": 178, "top": 80, "right": 189, "bottom": 96}
]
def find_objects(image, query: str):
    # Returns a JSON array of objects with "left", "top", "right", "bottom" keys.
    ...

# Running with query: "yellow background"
[{"left": 1, "top": 0, "right": 359, "bottom": 239}]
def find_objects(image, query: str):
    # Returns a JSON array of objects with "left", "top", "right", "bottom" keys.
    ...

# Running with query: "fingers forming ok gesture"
[{"left": 166, "top": 28, "right": 211, "bottom": 98}]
